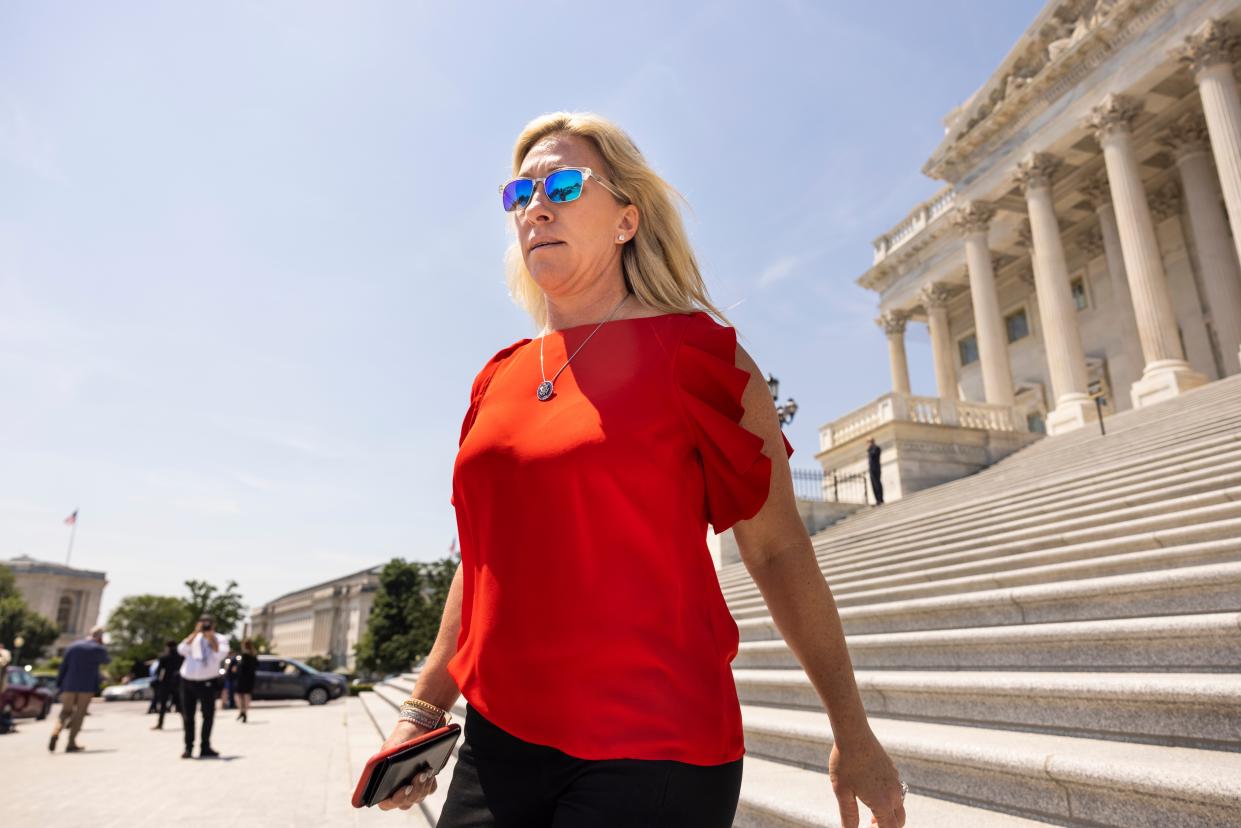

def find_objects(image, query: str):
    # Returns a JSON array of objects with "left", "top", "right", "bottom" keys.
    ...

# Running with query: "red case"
[{"left": 351, "top": 723, "right": 462, "bottom": 808}]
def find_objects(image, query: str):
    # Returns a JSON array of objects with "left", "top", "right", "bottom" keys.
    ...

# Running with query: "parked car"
[
  {"left": 2, "top": 666, "right": 54, "bottom": 719},
  {"left": 227, "top": 656, "right": 346, "bottom": 705},
  {"left": 102, "top": 676, "right": 154, "bottom": 702},
  {"left": 30, "top": 673, "right": 61, "bottom": 702}
]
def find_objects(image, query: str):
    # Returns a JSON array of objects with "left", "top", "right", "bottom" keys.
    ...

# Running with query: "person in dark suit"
[
  {"left": 151, "top": 640, "right": 182, "bottom": 730},
  {"left": 867, "top": 437, "right": 885, "bottom": 505},
  {"left": 234, "top": 638, "right": 258, "bottom": 723},
  {"left": 50, "top": 625, "right": 110, "bottom": 752}
]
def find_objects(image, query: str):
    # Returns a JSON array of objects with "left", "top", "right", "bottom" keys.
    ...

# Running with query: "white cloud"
[{"left": 758, "top": 255, "right": 801, "bottom": 288}]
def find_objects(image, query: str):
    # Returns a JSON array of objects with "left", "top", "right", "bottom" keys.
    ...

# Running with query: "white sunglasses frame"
[{"left": 498, "top": 166, "right": 626, "bottom": 212}]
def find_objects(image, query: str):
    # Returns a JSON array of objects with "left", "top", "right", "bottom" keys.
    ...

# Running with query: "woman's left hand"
[{"left": 827, "top": 733, "right": 906, "bottom": 827}]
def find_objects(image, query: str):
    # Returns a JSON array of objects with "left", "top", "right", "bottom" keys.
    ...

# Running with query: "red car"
[{"left": 2, "top": 666, "right": 54, "bottom": 720}]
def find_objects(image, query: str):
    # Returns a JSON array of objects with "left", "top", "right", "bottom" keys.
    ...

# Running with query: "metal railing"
[
  {"left": 791, "top": 467, "right": 826, "bottom": 501},
  {"left": 826, "top": 471, "right": 870, "bottom": 505}
]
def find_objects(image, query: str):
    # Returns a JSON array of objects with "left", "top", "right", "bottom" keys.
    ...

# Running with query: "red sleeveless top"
[{"left": 446, "top": 310, "right": 793, "bottom": 765}]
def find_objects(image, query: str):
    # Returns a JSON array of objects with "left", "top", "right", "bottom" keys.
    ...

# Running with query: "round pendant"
[{"left": 536, "top": 380, "right": 554, "bottom": 401}]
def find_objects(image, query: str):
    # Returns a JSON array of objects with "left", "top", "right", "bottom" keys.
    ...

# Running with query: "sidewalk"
[{"left": 1, "top": 695, "right": 415, "bottom": 827}]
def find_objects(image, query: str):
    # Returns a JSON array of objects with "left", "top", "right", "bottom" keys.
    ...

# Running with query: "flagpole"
[{"left": 66, "top": 517, "right": 77, "bottom": 566}]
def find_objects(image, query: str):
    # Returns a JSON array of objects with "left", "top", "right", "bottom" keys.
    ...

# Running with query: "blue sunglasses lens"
[
  {"left": 502, "top": 179, "right": 534, "bottom": 212},
  {"left": 545, "top": 169, "right": 584, "bottom": 203}
]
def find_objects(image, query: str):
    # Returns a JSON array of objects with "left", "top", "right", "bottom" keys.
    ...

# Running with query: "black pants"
[
  {"left": 437, "top": 706, "right": 743, "bottom": 828},
  {"left": 155, "top": 680, "right": 179, "bottom": 728},
  {"left": 870, "top": 467, "right": 884, "bottom": 504},
  {"left": 179, "top": 678, "right": 217, "bottom": 750}
]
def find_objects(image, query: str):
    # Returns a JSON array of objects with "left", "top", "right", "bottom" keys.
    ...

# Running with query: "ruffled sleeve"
[
  {"left": 674, "top": 313, "right": 794, "bottom": 534},
  {"left": 452, "top": 338, "right": 530, "bottom": 506}
]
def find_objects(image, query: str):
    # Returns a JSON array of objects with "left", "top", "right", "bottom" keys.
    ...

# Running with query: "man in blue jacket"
[{"left": 50, "top": 625, "right": 110, "bottom": 753}]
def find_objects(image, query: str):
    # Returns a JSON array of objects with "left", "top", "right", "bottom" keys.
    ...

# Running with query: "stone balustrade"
[{"left": 820, "top": 391, "right": 1026, "bottom": 451}]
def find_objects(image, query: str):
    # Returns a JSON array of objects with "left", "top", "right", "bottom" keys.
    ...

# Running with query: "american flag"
[{"left": 64, "top": 509, "right": 78, "bottom": 526}]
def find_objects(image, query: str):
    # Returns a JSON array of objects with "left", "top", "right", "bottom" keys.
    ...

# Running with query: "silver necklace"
[{"left": 537, "top": 293, "right": 630, "bottom": 401}]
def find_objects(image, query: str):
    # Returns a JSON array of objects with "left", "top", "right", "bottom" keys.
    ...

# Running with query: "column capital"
[
  {"left": 1158, "top": 112, "right": 1211, "bottom": 161},
  {"left": 1080, "top": 172, "right": 1112, "bottom": 209},
  {"left": 919, "top": 282, "right": 952, "bottom": 310},
  {"left": 950, "top": 201, "right": 995, "bottom": 235},
  {"left": 1076, "top": 224, "right": 1105, "bottom": 258},
  {"left": 876, "top": 310, "right": 909, "bottom": 336},
  {"left": 1177, "top": 18, "right": 1239, "bottom": 77},
  {"left": 1088, "top": 93, "right": 1143, "bottom": 143},
  {"left": 1149, "top": 179, "right": 1182, "bottom": 222},
  {"left": 1014, "top": 152, "right": 1061, "bottom": 193}
]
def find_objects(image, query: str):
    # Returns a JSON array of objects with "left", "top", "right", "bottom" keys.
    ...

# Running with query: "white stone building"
[
  {"left": 821, "top": 0, "right": 1241, "bottom": 502},
  {"left": 248, "top": 564, "right": 382, "bottom": 672},
  {"left": 2, "top": 555, "right": 107, "bottom": 656}
]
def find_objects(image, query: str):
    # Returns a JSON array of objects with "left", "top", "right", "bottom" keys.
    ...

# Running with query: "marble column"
[
  {"left": 1015, "top": 152, "right": 1097, "bottom": 434},
  {"left": 1161, "top": 113, "right": 1241, "bottom": 376},
  {"left": 1081, "top": 173, "right": 1144, "bottom": 394},
  {"left": 919, "top": 282, "right": 959, "bottom": 401},
  {"left": 1088, "top": 94, "right": 1207, "bottom": 407},
  {"left": 1179, "top": 22, "right": 1241, "bottom": 325},
  {"left": 878, "top": 310, "right": 911, "bottom": 394},
  {"left": 951, "top": 202, "right": 1015, "bottom": 406}
]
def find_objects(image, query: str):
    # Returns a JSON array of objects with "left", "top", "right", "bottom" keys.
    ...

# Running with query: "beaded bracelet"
[
  {"left": 401, "top": 697, "right": 448, "bottom": 718},
  {"left": 398, "top": 706, "right": 450, "bottom": 729}
]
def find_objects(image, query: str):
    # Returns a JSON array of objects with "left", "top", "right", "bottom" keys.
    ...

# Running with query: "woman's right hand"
[{"left": 376, "top": 721, "right": 440, "bottom": 812}]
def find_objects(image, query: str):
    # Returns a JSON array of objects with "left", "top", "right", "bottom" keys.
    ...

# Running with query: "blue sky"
[{"left": 1, "top": 1, "right": 1044, "bottom": 623}]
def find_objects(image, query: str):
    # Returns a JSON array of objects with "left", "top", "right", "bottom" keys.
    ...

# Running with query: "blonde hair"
[{"left": 504, "top": 112, "right": 733, "bottom": 333}]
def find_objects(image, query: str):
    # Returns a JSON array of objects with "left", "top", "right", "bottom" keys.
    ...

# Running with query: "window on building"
[
  {"left": 1026, "top": 413, "right": 1047, "bottom": 434},
  {"left": 56, "top": 595, "right": 74, "bottom": 632},
  {"left": 1071, "top": 276, "right": 1089, "bottom": 311},
  {"left": 1005, "top": 308, "right": 1030, "bottom": 343},
  {"left": 958, "top": 334, "right": 979, "bottom": 366}
]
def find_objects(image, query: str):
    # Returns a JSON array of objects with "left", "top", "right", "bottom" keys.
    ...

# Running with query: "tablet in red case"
[{"left": 352, "top": 723, "right": 462, "bottom": 808}]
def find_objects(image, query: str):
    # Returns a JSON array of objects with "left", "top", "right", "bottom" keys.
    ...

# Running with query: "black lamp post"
[{"left": 766, "top": 373, "right": 798, "bottom": 428}]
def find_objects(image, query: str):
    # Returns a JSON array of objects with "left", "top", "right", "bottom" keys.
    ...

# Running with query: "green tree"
[
  {"left": 355, "top": 554, "right": 458, "bottom": 676},
  {"left": 0, "top": 565, "right": 60, "bottom": 662},
  {"left": 228, "top": 633, "right": 273, "bottom": 655},
  {"left": 106, "top": 594, "right": 192, "bottom": 677},
  {"left": 183, "top": 579, "right": 245, "bottom": 636}
]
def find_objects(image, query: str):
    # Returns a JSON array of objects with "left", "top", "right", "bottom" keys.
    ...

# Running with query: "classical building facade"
[
  {"left": 2, "top": 555, "right": 107, "bottom": 656},
  {"left": 821, "top": 0, "right": 1241, "bottom": 501},
  {"left": 248, "top": 564, "right": 381, "bottom": 672}
]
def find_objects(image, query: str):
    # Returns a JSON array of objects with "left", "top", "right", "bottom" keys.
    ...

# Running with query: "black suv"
[{"left": 226, "top": 655, "right": 346, "bottom": 705}]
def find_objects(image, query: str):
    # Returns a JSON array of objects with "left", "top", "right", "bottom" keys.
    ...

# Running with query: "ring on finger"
[{"left": 899, "top": 780, "right": 908, "bottom": 800}]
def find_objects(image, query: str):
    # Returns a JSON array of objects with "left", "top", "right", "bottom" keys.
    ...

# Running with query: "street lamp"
[
  {"left": 765, "top": 373, "right": 798, "bottom": 428},
  {"left": 13, "top": 634, "right": 25, "bottom": 667}
]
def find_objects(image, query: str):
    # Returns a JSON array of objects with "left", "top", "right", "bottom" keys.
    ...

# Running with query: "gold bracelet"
[{"left": 401, "top": 697, "right": 448, "bottom": 718}]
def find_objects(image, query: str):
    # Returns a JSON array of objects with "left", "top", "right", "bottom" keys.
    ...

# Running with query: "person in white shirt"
[{"left": 177, "top": 615, "right": 229, "bottom": 759}]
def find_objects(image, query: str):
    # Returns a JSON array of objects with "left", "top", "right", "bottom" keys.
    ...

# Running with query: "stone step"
[
  {"left": 739, "top": 705, "right": 1241, "bottom": 828},
  {"left": 727, "top": 511, "right": 1241, "bottom": 614},
  {"left": 737, "top": 560, "right": 1241, "bottom": 635},
  {"left": 733, "top": 612, "right": 1241, "bottom": 671},
  {"left": 727, "top": 478, "right": 1241, "bottom": 592},
  {"left": 721, "top": 453, "right": 1241, "bottom": 595},
  {"left": 733, "top": 669, "right": 1241, "bottom": 749},
  {"left": 735, "top": 753, "right": 1060, "bottom": 827}
]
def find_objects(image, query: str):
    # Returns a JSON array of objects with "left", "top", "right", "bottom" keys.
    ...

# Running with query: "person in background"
[
  {"left": 177, "top": 616, "right": 229, "bottom": 759},
  {"left": 146, "top": 657, "right": 160, "bottom": 714},
  {"left": 867, "top": 437, "right": 885, "bottom": 505},
  {"left": 223, "top": 647, "right": 239, "bottom": 710},
  {"left": 0, "top": 644, "right": 13, "bottom": 735},
  {"left": 234, "top": 638, "right": 257, "bottom": 723},
  {"left": 151, "top": 640, "right": 182, "bottom": 730},
  {"left": 50, "top": 625, "right": 110, "bottom": 753}
]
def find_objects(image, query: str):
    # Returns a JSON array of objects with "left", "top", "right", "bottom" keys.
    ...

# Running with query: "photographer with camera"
[{"left": 176, "top": 615, "right": 229, "bottom": 759}]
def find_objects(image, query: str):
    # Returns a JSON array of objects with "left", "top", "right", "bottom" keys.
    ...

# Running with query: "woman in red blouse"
[{"left": 377, "top": 112, "right": 905, "bottom": 828}]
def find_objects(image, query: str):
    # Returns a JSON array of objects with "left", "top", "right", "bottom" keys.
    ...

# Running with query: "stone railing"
[
  {"left": 871, "top": 186, "right": 956, "bottom": 264},
  {"left": 820, "top": 391, "right": 1026, "bottom": 451}
]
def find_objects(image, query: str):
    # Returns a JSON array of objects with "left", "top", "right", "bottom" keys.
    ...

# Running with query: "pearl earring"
[{"left": 618, "top": 234, "right": 625, "bottom": 241}]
